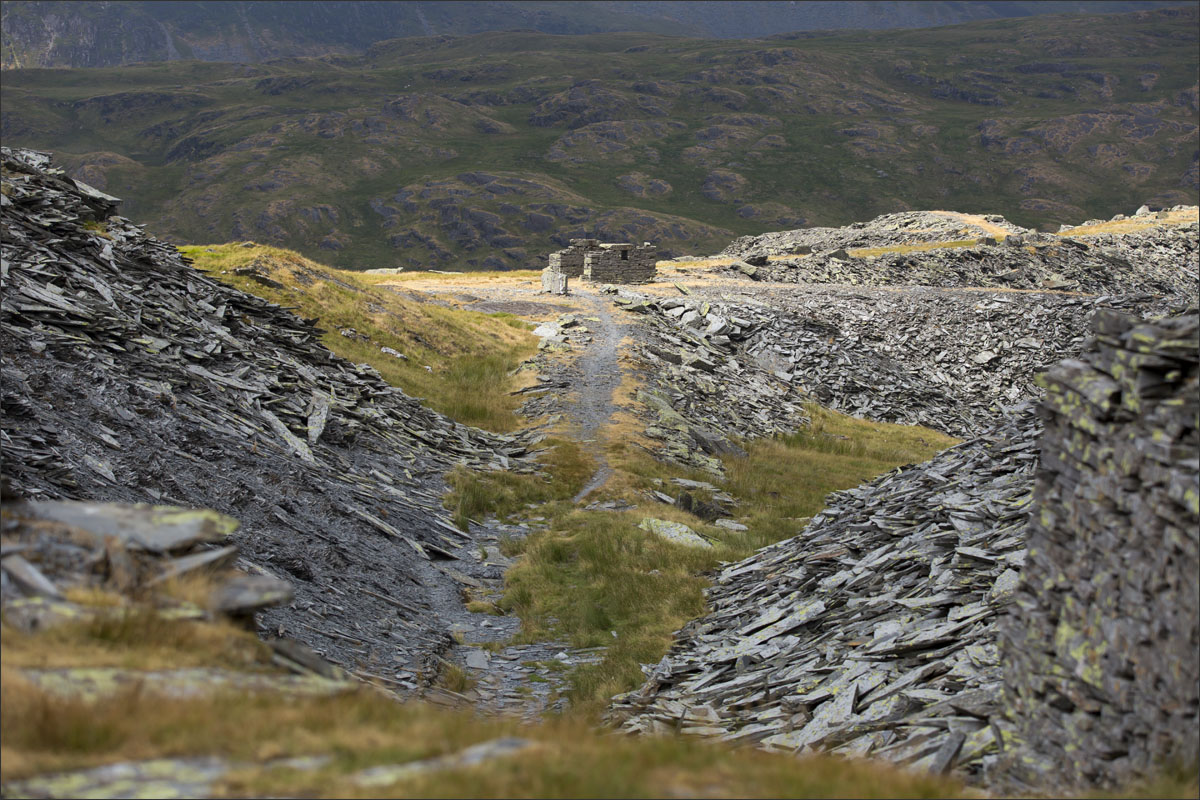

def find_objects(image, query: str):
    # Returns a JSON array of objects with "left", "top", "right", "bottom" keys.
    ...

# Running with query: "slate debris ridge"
[{"left": 1, "top": 146, "right": 534, "bottom": 687}]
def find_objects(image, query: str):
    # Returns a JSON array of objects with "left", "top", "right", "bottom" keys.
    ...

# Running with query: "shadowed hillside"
[
  {"left": 1, "top": 1, "right": 1185, "bottom": 69},
  {"left": 1, "top": 7, "right": 1196, "bottom": 270}
]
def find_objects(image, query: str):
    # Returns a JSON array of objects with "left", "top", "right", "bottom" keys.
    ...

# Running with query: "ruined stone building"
[{"left": 542, "top": 239, "right": 657, "bottom": 293}]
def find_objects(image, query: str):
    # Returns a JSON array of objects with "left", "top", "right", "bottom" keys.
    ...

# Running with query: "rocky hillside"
[
  {"left": 0, "top": 146, "right": 533, "bottom": 687},
  {"left": 607, "top": 299, "right": 1198, "bottom": 788},
  {"left": 2, "top": 7, "right": 1196, "bottom": 270},
  {"left": 1, "top": 1, "right": 1182, "bottom": 69}
]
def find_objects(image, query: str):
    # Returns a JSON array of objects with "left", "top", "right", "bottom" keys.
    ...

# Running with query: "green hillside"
[
  {"left": 2, "top": 6, "right": 1196, "bottom": 270},
  {"left": 1, "top": 1, "right": 1183, "bottom": 69}
]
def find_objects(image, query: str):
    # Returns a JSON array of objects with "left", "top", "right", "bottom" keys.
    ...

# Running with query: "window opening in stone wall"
[{"left": 621, "top": 249, "right": 628, "bottom": 260}]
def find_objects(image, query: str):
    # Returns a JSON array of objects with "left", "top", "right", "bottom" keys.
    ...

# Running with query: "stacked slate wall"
[
  {"left": 584, "top": 243, "right": 658, "bottom": 284},
  {"left": 547, "top": 239, "right": 596, "bottom": 277},
  {"left": 1000, "top": 309, "right": 1199, "bottom": 791}
]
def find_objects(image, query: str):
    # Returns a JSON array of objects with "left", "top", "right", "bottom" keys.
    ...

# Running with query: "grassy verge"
[
  {"left": 0, "top": 665, "right": 966, "bottom": 798},
  {"left": 0, "top": 569, "right": 967, "bottom": 798},
  {"left": 179, "top": 243, "right": 538, "bottom": 432}
]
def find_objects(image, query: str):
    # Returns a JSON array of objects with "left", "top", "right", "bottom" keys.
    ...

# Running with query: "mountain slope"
[
  {"left": 1, "top": 1, "right": 1185, "bottom": 69},
  {"left": 1, "top": 7, "right": 1196, "bottom": 270}
]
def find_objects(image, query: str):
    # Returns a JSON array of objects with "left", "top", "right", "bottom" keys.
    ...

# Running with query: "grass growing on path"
[
  {"left": 446, "top": 437, "right": 596, "bottom": 531},
  {"left": 181, "top": 243, "right": 537, "bottom": 432},
  {"left": 481, "top": 405, "right": 958, "bottom": 715}
]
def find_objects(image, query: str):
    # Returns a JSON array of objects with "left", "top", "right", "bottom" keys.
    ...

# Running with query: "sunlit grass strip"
[
  {"left": 366, "top": 269, "right": 544, "bottom": 284},
  {"left": 1056, "top": 208, "right": 1199, "bottom": 237},
  {"left": 180, "top": 243, "right": 538, "bottom": 432},
  {"left": 848, "top": 238, "right": 986, "bottom": 258}
]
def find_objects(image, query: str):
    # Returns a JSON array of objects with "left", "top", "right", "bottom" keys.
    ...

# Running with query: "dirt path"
[
  {"left": 419, "top": 282, "right": 629, "bottom": 718},
  {"left": 931, "top": 210, "right": 1015, "bottom": 238},
  {"left": 567, "top": 287, "right": 624, "bottom": 503}
]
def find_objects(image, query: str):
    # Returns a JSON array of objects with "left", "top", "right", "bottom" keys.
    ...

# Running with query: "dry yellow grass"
[
  {"left": 0, "top": 609, "right": 271, "bottom": 672},
  {"left": 849, "top": 238, "right": 981, "bottom": 258},
  {"left": 1, "top": 590, "right": 968, "bottom": 799},
  {"left": 1057, "top": 208, "right": 1198, "bottom": 237},
  {"left": 180, "top": 244, "right": 538, "bottom": 431},
  {"left": 373, "top": 269, "right": 542, "bottom": 286}
]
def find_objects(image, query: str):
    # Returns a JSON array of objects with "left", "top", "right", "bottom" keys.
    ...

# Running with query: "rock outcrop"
[
  {"left": 1000, "top": 310, "right": 1199, "bottom": 791},
  {"left": 0, "top": 147, "right": 530, "bottom": 688}
]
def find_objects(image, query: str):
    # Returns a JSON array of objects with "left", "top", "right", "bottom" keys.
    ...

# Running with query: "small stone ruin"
[
  {"left": 1000, "top": 309, "right": 1199, "bottom": 791},
  {"left": 542, "top": 238, "right": 657, "bottom": 293}
]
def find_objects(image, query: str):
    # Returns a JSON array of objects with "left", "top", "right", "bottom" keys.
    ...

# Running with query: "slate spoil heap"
[
  {"left": 721, "top": 211, "right": 1199, "bottom": 300},
  {"left": 613, "top": 292, "right": 806, "bottom": 473},
  {"left": 617, "top": 286, "right": 1164, "bottom": 447},
  {"left": 1000, "top": 310, "right": 1199, "bottom": 792},
  {"left": 722, "top": 211, "right": 1029, "bottom": 258},
  {"left": 0, "top": 147, "right": 530, "bottom": 688},
  {"left": 609, "top": 406, "right": 1041, "bottom": 780},
  {"left": 610, "top": 310, "right": 1200, "bottom": 789}
]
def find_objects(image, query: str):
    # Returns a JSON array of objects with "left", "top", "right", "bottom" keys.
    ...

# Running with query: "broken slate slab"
[
  {"left": 638, "top": 518, "right": 713, "bottom": 549},
  {"left": 14, "top": 501, "right": 239, "bottom": 554}
]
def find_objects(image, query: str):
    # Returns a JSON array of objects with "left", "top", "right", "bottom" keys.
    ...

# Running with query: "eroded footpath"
[{"left": 428, "top": 284, "right": 632, "bottom": 718}]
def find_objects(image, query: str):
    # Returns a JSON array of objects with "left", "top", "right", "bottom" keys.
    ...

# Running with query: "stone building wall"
[
  {"left": 547, "top": 238, "right": 597, "bottom": 278},
  {"left": 1000, "top": 309, "right": 1199, "bottom": 791},
  {"left": 583, "top": 242, "right": 657, "bottom": 284}
]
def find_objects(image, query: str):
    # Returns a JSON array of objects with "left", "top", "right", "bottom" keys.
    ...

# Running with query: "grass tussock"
[
  {"left": 445, "top": 437, "right": 595, "bottom": 530},
  {"left": 437, "top": 661, "right": 478, "bottom": 694},
  {"left": 180, "top": 243, "right": 537, "bottom": 431},
  {"left": 0, "top": 607, "right": 271, "bottom": 672}
]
